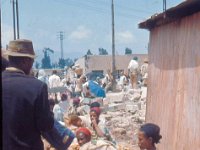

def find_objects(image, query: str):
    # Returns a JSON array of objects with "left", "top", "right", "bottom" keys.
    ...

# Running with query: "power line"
[
  {"left": 82, "top": 0, "right": 154, "bottom": 14},
  {"left": 53, "top": 0, "right": 147, "bottom": 19},
  {"left": 75, "top": 0, "right": 149, "bottom": 18}
]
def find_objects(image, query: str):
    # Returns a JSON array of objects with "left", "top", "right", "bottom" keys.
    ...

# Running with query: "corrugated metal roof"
[{"left": 139, "top": 0, "right": 200, "bottom": 30}]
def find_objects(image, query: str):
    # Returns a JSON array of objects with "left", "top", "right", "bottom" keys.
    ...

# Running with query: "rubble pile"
[{"left": 102, "top": 86, "right": 147, "bottom": 149}]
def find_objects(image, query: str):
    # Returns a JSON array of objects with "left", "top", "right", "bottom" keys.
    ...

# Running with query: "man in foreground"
[{"left": 2, "top": 39, "right": 54, "bottom": 150}]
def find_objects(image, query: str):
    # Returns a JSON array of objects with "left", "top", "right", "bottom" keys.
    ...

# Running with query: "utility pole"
[
  {"left": 0, "top": 1, "right": 2, "bottom": 49},
  {"left": 111, "top": 0, "right": 116, "bottom": 76},
  {"left": 12, "top": 0, "right": 16, "bottom": 40},
  {"left": 111, "top": 0, "right": 116, "bottom": 91},
  {"left": 163, "top": 0, "right": 166, "bottom": 12},
  {"left": 12, "top": 0, "right": 20, "bottom": 39},
  {"left": 16, "top": 0, "right": 20, "bottom": 39},
  {"left": 58, "top": 31, "right": 64, "bottom": 59}
]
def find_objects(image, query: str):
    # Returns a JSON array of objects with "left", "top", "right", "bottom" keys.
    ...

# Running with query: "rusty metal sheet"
[{"left": 146, "top": 12, "right": 200, "bottom": 149}]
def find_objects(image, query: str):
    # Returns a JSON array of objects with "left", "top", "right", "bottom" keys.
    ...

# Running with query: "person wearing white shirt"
[
  {"left": 48, "top": 70, "right": 61, "bottom": 88},
  {"left": 38, "top": 69, "right": 49, "bottom": 86},
  {"left": 49, "top": 70, "right": 61, "bottom": 101},
  {"left": 128, "top": 57, "right": 139, "bottom": 89},
  {"left": 140, "top": 58, "right": 148, "bottom": 86},
  {"left": 119, "top": 71, "right": 128, "bottom": 91}
]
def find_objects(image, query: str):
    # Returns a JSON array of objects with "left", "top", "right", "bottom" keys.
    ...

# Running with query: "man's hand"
[{"left": 91, "top": 118, "right": 98, "bottom": 128}]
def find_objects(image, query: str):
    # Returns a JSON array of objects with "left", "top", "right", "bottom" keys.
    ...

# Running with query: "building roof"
[{"left": 139, "top": 0, "right": 200, "bottom": 30}]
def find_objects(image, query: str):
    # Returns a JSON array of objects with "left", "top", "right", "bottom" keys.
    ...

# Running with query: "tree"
[
  {"left": 41, "top": 55, "right": 52, "bottom": 69},
  {"left": 74, "top": 58, "right": 78, "bottom": 62},
  {"left": 99, "top": 48, "right": 108, "bottom": 55},
  {"left": 35, "top": 61, "right": 40, "bottom": 69},
  {"left": 86, "top": 49, "right": 93, "bottom": 55},
  {"left": 41, "top": 48, "right": 54, "bottom": 69},
  {"left": 65, "top": 58, "right": 74, "bottom": 67},
  {"left": 125, "top": 47, "right": 132, "bottom": 55},
  {"left": 58, "top": 58, "right": 66, "bottom": 69}
]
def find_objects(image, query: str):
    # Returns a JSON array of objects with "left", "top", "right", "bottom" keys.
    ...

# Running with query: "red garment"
[
  {"left": 73, "top": 97, "right": 80, "bottom": 104},
  {"left": 90, "top": 107, "right": 101, "bottom": 116},
  {"left": 76, "top": 127, "right": 91, "bottom": 138}
]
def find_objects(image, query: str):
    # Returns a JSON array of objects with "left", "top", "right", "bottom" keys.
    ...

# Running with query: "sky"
[{"left": 1, "top": 0, "right": 183, "bottom": 64}]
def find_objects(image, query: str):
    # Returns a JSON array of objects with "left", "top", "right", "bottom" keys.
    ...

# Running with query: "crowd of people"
[{"left": 2, "top": 39, "right": 161, "bottom": 150}]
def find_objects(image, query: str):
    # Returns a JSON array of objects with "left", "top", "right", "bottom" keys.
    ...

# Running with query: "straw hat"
[
  {"left": 5, "top": 39, "right": 36, "bottom": 59},
  {"left": 75, "top": 64, "right": 80, "bottom": 68},
  {"left": 143, "top": 58, "right": 148, "bottom": 63}
]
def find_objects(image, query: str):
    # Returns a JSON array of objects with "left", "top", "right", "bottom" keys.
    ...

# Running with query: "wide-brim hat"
[
  {"left": 75, "top": 64, "right": 80, "bottom": 67},
  {"left": 144, "top": 58, "right": 148, "bottom": 63},
  {"left": 5, "top": 39, "right": 36, "bottom": 59}
]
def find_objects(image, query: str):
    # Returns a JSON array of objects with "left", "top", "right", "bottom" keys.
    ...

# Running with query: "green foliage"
[
  {"left": 58, "top": 58, "right": 74, "bottom": 69},
  {"left": 99, "top": 48, "right": 108, "bottom": 55},
  {"left": 35, "top": 61, "right": 40, "bottom": 69},
  {"left": 41, "top": 48, "right": 53, "bottom": 69},
  {"left": 74, "top": 58, "right": 78, "bottom": 62},
  {"left": 40, "top": 47, "right": 74, "bottom": 69},
  {"left": 58, "top": 58, "right": 65, "bottom": 68},
  {"left": 52, "top": 62, "right": 58, "bottom": 68},
  {"left": 86, "top": 49, "right": 93, "bottom": 55},
  {"left": 125, "top": 47, "right": 132, "bottom": 55},
  {"left": 65, "top": 58, "right": 74, "bottom": 67}
]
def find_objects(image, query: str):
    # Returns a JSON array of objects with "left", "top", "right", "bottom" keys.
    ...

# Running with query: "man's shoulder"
[
  {"left": 25, "top": 76, "right": 47, "bottom": 88},
  {"left": 3, "top": 72, "right": 47, "bottom": 90}
]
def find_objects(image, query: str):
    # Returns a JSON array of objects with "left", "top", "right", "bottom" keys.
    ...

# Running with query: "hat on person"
[
  {"left": 90, "top": 107, "right": 101, "bottom": 116},
  {"left": 73, "top": 97, "right": 80, "bottom": 104},
  {"left": 144, "top": 58, "right": 148, "bottom": 63},
  {"left": 75, "top": 64, "right": 80, "bottom": 68},
  {"left": 5, "top": 39, "right": 36, "bottom": 59},
  {"left": 76, "top": 127, "right": 91, "bottom": 139}
]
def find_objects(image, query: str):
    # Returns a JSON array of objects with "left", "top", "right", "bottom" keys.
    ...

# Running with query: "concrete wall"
[
  {"left": 75, "top": 54, "right": 147, "bottom": 74},
  {"left": 146, "top": 12, "right": 200, "bottom": 149}
]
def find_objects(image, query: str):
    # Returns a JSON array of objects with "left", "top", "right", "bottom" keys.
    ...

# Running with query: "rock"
[
  {"left": 103, "top": 114, "right": 113, "bottom": 121},
  {"left": 136, "top": 117, "right": 145, "bottom": 124},
  {"left": 129, "top": 110, "right": 138, "bottom": 115},
  {"left": 113, "top": 128, "right": 127, "bottom": 135},
  {"left": 137, "top": 102, "right": 142, "bottom": 110},
  {"left": 141, "top": 86, "right": 147, "bottom": 100},
  {"left": 106, "top": 121, "right": 112, "bottom": 126},
  {"left": 107, "top": 111, "right": 122, "bottom": 117},
  {"left": 118, "top": 123, "right": 129, "bottom": 128},
  {"left": 126, "top": 104, "right": 138, "bottom": 112},
  {"left": 133, "top": 89, "right": 142, "bottom": 95},
  {"left": 111, "top": 117, "right": 122, "bottom": 124},
  {"left": 104, "top": 103, "right": 125, "bottom": 112},
  {"left": 106, "top": 92, "right": 124, "bottom": 103},
  {"left": 132, "top": 93, "right": 141, "bottom": 102}
]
